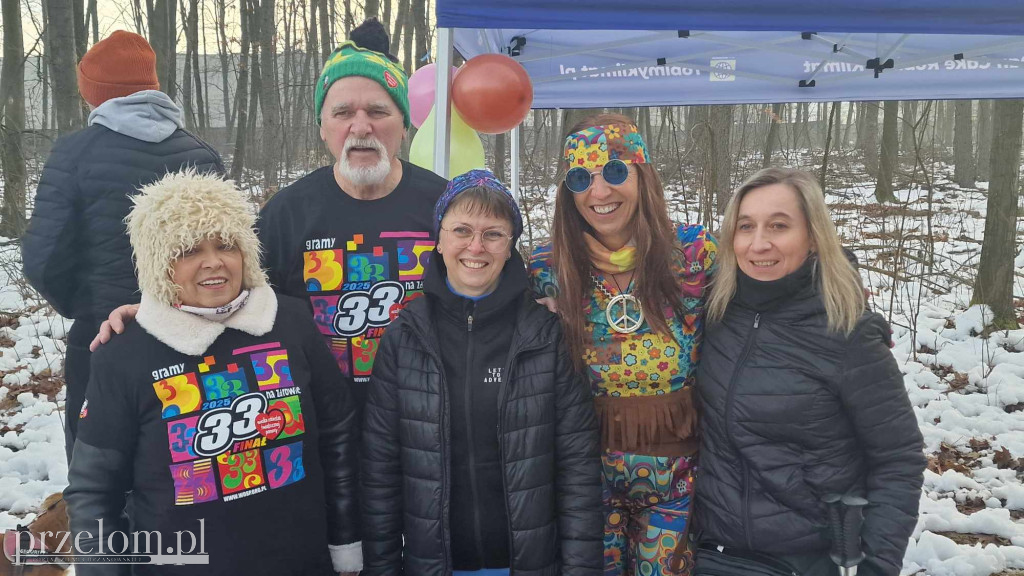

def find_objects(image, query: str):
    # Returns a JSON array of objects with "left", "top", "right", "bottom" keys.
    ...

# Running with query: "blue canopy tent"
[{"left": 429, "top": 0, "right": 1024, "bottom": 186}]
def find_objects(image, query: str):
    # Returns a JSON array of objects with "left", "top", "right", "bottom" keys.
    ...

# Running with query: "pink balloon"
[{"left": 408, "top": 64, "right": 457, "bottom": 129}]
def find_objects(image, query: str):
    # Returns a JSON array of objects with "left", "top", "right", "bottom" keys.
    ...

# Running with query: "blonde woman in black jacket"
[
  {"left": 361, "top": 170, "right": 603, "bottom": 576},
  {"left": 694, "top": 168, "right": 925, "bottom": 576}
]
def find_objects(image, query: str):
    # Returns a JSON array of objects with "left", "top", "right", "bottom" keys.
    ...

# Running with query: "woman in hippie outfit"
[{"left": 529, "top": 113, "right": 716, "bottom": 576}]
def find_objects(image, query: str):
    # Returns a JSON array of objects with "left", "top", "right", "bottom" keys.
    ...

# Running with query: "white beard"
[{"left": 337, "top": 136, "right": 392, "bottom": 186}]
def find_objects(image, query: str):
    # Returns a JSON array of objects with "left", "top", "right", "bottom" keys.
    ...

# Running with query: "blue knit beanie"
[{"left": 433, "top": 169, "right": 524, "bottom": 244}]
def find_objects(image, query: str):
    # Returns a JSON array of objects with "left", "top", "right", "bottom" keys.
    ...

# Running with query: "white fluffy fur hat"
[{"left": 126, "top": 170, "right": 268, "bottom": 306}]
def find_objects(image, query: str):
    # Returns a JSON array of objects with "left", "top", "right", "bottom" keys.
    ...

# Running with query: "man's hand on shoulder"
[{"left": 90, "top": 304, "right": 140, "bottom": 351}]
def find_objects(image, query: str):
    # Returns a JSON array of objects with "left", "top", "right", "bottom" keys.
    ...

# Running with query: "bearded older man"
[
  {"left": 91, "top": 19, "right": 447, "bottom": 403},
  {"left": 256, "top": 19, "right": 446, "bottom": 395}
]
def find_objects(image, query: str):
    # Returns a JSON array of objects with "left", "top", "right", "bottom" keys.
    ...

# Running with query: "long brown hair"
[
  {"left": 551, "top": 113, "right": 685, "bottom": 369},
  {"left": 706, "top": 167, "right": 865, "bottom": 334}
]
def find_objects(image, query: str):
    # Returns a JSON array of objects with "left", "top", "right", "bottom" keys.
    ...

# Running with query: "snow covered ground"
[{"left": 0, "top": 159, "right": 1023, "bottom": 575}]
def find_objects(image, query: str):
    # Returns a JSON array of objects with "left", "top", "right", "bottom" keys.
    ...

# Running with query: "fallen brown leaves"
[
  {"left": 929, "top": 442, "right": 975, "bottom": 476},
  {"left": 935, "top": 531, "right": 1012, "bottom": 546}
]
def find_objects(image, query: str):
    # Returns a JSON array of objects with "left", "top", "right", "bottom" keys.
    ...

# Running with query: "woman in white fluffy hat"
[{"left": 64, "top": 170, "right": 362, "bottom": 576}]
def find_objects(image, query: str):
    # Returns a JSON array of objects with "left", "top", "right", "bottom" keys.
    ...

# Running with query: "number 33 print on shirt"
[
  {"left": 153, "top": 343, "right": 308, "bottom": 506},
  {"left": 304, "top": 231, "right": 433, "bottom": 382}
]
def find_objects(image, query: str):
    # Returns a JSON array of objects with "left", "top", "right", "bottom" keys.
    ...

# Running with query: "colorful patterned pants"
[{"left": 602, "top": 451, "right": 695, "bottom": 576}]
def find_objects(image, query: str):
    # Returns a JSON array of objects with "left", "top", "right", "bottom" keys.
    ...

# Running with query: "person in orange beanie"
[
  {"left": 76, "top": 30, "right": 160, "bottom": 108},
  {"left": 22, "top": 30, "right": 224, "bottom": 464}
]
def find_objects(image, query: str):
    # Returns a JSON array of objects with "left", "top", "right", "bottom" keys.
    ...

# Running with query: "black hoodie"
[{"left": 424, "top": 250, "right": 528, "bottom": 570}]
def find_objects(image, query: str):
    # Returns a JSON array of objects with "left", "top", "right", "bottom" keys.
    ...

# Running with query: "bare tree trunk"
[
  {"left": 401, "top": 0, "right": 414, "bottom": 74},
  {"left": 86, "top": 0, "right": 98, "bottom": 43},
  {"left": 900, "top": 100, "right": 916, "bottom": 155},
  {"left": 72, "top": 0, "right": 86, "bottom": 60},
  {"left": 148, "top": 0, "right": 177, "bottom": 100},
  {"left": 688, "top": 107, "right": 712, "bottom": 223},
  {"left": 382, "top": 0, "right": 392, "bottom": 35},
  {"left": 855, "top": 101, "right": 865, "bottom": 149},
  {"left": 308, "top": 0, "right": 320, "bottom": 63},
  {"left": 201, "top": 0, "right": 211, "bottom": 127},
  {"left": 709, "top": 105, "right": 733, "bottom": 215},
  {"left": 860, "top": 101, "right": 880, "bottom": 177},
  {"left": 188, "top": 0, "right": 206, "bottom": 132},
  {"left": 318, "top": 0, "right": 331, "bottom": 61},
  {"left": 412, "top": 0, "right": 428, "bottom": 70},
  {"left": 492, "top": 132, "right": 506, "bottom": 182},
  {"left": 1, "top": 0, "right": 28, "bottom": 237},
  {"left": 819, "top": 101, "right": 838, "bottom": 191},
  {"left": 874, "top": 100, "right": 899, "bottom": 203},
  {"left": 181, "top": 0, "right": 196, "bottom": 131},
  {"left": 257, "top": 0, "right": 283, "bottom": 196},
  {"left": 761, "top": 103, "right": 782, "bottom": 169},
  {"left": 953, "top": 99, "right": 975, "bottom": 187},
  {"left": 216, "top": 0, "right": 233, "bottom": 131},
  {"left": 328, "top": 0, "right": 337, "bottom": 51},
  {"left": 976, "top": 99, "right": 993, "bottom": 181},
  {"left": 841, "top": 101, "right": 854, "bottom": 149},
  {"left": 390, "top": 0, "right": 408, "bottom": 58},
  {"left": 942, "top": 100, "right": 955, "bottom": 148},
  {"left": 343, "top": 0, "right": 353, "bottom": 33},
  {"left": 365, "top": 0, "right": 379, "bottom": 20},
  {"left": 281, "top": 0, "right": 293, "bottom": 168},
  {"left": 131, "top": 0, "right": 145, "bottom": 33},
  {"left": 971, "top": 98, "right": 1023, "bottom": 330},
  {"left": 797, "top": 102, "right": 809, "bottom": 149},
  {"left": 45, "top": 0, "right": 83, "bottom": 134},
  {"left": 40, "top": 14, "right": 52, "bottom": 132},
  {"left": 639, "top": 107, "right": 652, "bottom": 146},
  {"left": 230, "top": 0, "right": 254, "bottom": 181}
]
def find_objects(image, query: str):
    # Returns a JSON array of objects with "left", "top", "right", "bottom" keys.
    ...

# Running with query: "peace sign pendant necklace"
[{"left": 593, "top": 271, "right": 644, "bottom": 334}]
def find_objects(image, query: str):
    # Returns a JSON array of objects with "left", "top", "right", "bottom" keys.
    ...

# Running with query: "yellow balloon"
[{"left": 409, "top": 106, "right": 486, "bottom": 178}]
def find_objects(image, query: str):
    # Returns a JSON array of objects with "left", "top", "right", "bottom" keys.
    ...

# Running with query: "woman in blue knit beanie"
[{"left": 361, "top": 170, "right": 604, "bottom": 576}]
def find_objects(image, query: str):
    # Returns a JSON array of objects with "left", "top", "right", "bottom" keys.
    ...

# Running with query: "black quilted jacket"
[
  {"left": 361, "top": 271, "right": 603, "bottom": 576},
  {"left": 695, "top": 265, "right": 925, "bottom": 576},
  {"left": 22, "top": 123, "right": 223, "bottom": 323}
]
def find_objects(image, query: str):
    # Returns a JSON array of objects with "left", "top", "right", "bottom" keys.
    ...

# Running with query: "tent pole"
[
  {"left": 433, "top": 27, "right": 454, "bottom": 178},
  {"left": 511, "top": 125, "right": 521, "bottom": 202}
]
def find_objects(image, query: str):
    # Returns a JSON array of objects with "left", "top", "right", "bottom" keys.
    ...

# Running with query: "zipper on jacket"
[
  {"left": 463, "top": 304, "right": 487, "bottom": 567},
  {"left": 439, "top": 356, "right": 452, "bottom": 574},
  {"left": 406, "top": 310, "right": 460, "bottom": 572},
  {"left": 723, "top": 312, "right": 760, "bottom": 550},
  {"left": 495, "top": 327, "right": 552, "bottom": 576}
]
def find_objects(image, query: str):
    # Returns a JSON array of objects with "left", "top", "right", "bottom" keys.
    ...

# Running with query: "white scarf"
[{"left": 176, "top": 290, "right": 250, "bottom": 322}]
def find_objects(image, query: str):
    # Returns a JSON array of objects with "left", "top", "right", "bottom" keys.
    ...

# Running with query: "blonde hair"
[
  {"left": 126, "top": 170, "right": 267, "bottom": 306},
  {"left": 706, "top": 167, "right": 864, "bottom": 334}
]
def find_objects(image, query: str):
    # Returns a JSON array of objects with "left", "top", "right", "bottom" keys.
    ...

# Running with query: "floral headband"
[{"left": 563, "top": 124, "right": 649, "bottom": 169}]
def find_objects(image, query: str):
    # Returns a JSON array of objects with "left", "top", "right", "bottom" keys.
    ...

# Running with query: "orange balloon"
[{"left": 452, "top": 54, "right": 533, "bottom": 134}]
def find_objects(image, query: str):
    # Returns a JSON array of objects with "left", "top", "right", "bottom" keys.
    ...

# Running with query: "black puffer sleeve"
[
  {"left": 360, "top": 324, "right": 405, "bottom": 575},
  {"left": 552, "top": 328, "right": 603, "bottom": 575},
  {"left": 63, "top": 347, "right": 135, "bottom": 576},
  {"left": 838, "top": 312, "right": 925, "bottom": 576},
  {"left": 22, "top": 134, "right": 86, "bottom": 318},
  {"left": 297, "top": 306, "right": 361, "bottom": 569}
]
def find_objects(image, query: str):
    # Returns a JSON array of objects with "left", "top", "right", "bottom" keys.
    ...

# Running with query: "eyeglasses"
[
  {"left": 440, "top": 225, "right": 513, "bottom": 253},
  {"left": 564, "top": 159, "right": 630, "bottom": 194}
]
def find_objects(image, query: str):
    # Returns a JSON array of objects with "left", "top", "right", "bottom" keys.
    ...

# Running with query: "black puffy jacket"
[
  {"left": 361, "top": 254, "right": 603, "bottom": 576},
  {"left": 695, "top": 264, "right": 925, "bottom": 576},
  {"left": 22, "top": 122, "right": 222, "bottom": 325}
]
